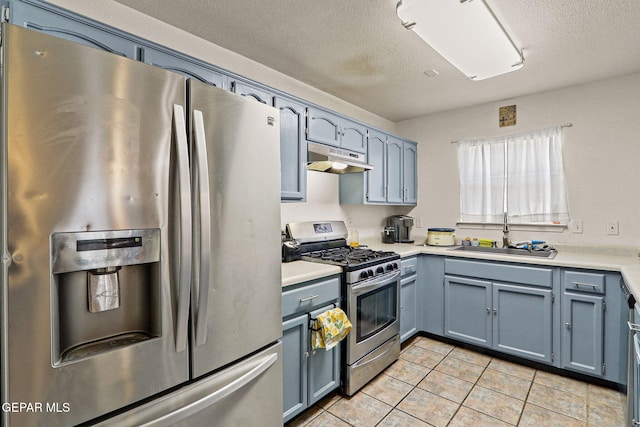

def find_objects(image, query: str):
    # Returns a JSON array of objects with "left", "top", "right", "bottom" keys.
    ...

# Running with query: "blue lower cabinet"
[
  {"left": 282, "top": 277, "right": 341, "bottom": 422},
  {"left": 282, "top": 314, "right": 308, "bottom": 422},
  {"left": 560, "top": 269, "right": 626, "bottom": 383},
  {"left": 561, "top": 292, "right": 604, "bottom": 376},
  {"left": 444, "top": 275, "right": 492, "bottom": 347},
  {"left": 419, "top": 256, "right": 445, "bottom": 335},
  {"left": 400, "top": 274, "right": 418, "bottom": 342},
  {"left": 444, "top": 275, "right": 553, "bottom": 363},
  {"left": 493, "top": 283, "right": 553, "bottom": 363},
  {"left": 308, "top": 306, "right": 341, "bottom": 404}
]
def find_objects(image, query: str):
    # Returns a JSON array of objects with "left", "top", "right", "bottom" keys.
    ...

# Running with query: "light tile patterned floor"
[{"left": 286, "top": 336, "right": 626, "bottom": 427}]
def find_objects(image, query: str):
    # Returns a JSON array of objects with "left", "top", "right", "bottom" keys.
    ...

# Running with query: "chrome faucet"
[{"left": 502, "top": 213, "right": 510, "bottom": 248}]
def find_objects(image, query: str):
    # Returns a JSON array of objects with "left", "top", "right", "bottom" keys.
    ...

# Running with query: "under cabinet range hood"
[{"left": 307, "top": 142, "right": 373, "bottom": 174}]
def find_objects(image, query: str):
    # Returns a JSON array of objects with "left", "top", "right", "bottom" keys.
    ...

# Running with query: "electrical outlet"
[
  {"left": 606, "top": 221, "right": 619, "bottom": 236},
  {"left": 416, "top": 217, "right": 424, "bottom": 228},
  {"left": 572, "top": 219, "right": 583, "bottom": 234}
]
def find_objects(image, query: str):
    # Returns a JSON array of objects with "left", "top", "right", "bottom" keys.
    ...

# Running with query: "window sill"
[{"left": 456, "top": 222, "right": 567, "bottom": 233}]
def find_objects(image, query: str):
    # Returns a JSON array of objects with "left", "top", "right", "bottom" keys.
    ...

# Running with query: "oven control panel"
[{"left": 347, "top": 260, "right": 400, "bottom": 285}]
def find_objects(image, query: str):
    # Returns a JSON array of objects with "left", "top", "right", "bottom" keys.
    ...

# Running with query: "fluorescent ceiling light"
[{"left": 396, "top": 0, "right": 524, "bottom": 81}]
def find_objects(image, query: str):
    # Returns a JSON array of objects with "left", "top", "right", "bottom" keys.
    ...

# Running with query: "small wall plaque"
[{"left": 499, "top": 105, "right": 516, "bottom": 127}]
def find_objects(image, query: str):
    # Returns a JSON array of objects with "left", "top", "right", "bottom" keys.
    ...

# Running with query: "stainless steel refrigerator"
[{"left": 0, "top": 23, "right": 283, "bottom": 426}]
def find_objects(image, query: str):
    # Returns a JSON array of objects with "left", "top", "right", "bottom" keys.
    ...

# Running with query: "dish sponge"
[{"left": 479, "top": 239, "right": 493, "bottom": 248}]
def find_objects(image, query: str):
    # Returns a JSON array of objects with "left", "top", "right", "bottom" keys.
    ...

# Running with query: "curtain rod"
[{"left": 451, "top": 123, "right": 573, "bottom": 143}]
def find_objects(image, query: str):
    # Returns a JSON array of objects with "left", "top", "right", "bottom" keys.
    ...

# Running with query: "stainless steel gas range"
[{"left": 285, "top": 221, "right": 401, "bottom": 395}]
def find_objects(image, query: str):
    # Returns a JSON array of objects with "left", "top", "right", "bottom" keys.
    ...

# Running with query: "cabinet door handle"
[
  {"left": 300, "top": 295, "right": 320, "bottom": 302},
  {"left": 572, "top": 281, "right": 598, "bottom": 289},
  {"left": 486, "top": 308, "right": 491, "bottom": 314},
  {"left": 565, "top": 322, "right": 571, "bottom": 329},
  {"left": 493, "top": 308, "right": 497, "bottom": 315}
]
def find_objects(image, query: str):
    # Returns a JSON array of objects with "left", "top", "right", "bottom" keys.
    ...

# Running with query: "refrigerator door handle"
[
  {"left": 192, "top": 110, "right": 212, "bottom": 346},
  {"left": 173, "top": 104, "right": 192, "bottom": 353},
  {"left": 139, "top": 353, "right": 279, "bottom": 426}
]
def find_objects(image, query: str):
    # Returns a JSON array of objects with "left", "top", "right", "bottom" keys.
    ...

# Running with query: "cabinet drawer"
[
  {"left": 282, "top": 276, "right": 340, "bottom": 318},
  {"left": 401, "top": 257, "right": 418, "bottom": 277},
  {"left": 445, "top": 258, "right": 553, "bottom": 288},
  {"left": 563, "top": 270, "right": 605, "bottom": 294}
]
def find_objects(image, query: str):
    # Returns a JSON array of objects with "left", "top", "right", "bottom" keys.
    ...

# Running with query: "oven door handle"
[{"left": 351, "top": 270, "right": 401, "bottom": 296}]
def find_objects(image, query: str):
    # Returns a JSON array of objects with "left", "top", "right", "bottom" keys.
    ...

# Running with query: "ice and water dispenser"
[{"left": 50, "top": 229, "right": 161, "bottom": 364}]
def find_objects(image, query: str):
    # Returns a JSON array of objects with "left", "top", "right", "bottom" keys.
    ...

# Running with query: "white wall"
[
  {"left": 280, "top": 171, "right": 408, "bottom": 237},
  {"left": 396, "top": 72, "right": 640, "bottom": 247}
]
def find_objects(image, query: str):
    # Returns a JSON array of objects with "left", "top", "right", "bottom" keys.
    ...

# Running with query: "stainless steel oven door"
[{"left": 347, "top": 270, "right": 401, "bottom": 364}]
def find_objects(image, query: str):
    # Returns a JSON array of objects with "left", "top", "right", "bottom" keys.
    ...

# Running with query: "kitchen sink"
[{"left": 450, "top": 245, "right": 558, "bottom": 259}]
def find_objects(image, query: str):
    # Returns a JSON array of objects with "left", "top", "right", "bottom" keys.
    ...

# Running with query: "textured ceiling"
[{"left": 113, "top": 0, "right": 640, "bottom": 122}]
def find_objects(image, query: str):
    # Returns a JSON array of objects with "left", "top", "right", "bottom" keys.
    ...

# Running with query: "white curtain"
[
  {"left": 457, "top": 137, "right": 506, "bottom": 223},
  {"left": 457, "top": 126, "right": 570, "bottom": 224},
  {"left": 507, "top": 126, "right": 570, "bottom": 223}
]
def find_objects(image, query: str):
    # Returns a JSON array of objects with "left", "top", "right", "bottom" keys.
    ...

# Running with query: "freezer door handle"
[
  {"left": 173, "top": 104, "right": 192, "bottom": 353},
  {"left": 139, "top": 352, "right": 279, "bottom": 426},
  {"left": 192, "top": 109, "right": 212, "bottom": 346}
]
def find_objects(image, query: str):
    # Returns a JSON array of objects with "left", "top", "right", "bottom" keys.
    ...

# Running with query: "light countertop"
[
  {"left": 281, "top": 261, "right": 341, "bottom": 288},
  {"left": 282, "top": 238, "right": 640, "bottom": 302}
]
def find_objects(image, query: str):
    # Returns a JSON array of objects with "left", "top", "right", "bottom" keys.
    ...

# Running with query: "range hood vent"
[{"left": 307, "top": 142, "right": 373, "bottom": 174}]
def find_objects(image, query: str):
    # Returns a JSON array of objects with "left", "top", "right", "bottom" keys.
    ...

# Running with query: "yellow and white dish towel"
[{"left": 311, "top": 308, "right": 352, "bottom": 351}]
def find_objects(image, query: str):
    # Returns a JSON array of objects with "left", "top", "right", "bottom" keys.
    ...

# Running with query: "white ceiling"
[{"left": 113, "top": 0, "right": 640, "bottom": 122}]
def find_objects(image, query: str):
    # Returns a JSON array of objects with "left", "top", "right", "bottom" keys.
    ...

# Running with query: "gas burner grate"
[{"left": 303, "top": 247, "right": 399, "bottom": 267}]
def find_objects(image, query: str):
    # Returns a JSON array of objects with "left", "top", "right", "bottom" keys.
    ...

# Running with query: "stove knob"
[
  {"left": 368, "top": 269, "right": 374, "bottom": 277},
  {"left": 360, "top": 271, "right": 369, "bottom": 279},
  {"left": 392, "top": 263, "right": 399, "bottom": 270},
  {"left": 376, "top": 266, "right": 384, "bottom": 274},
  {"left": 386, "top": 264, "right": 394, "bottom": 271}
]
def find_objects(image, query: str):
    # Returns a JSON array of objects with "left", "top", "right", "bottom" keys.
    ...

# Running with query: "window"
[{"left": 457, "top": 126, "right": 570, "bottom": 224}]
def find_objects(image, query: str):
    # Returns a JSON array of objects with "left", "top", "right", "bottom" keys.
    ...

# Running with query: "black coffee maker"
[{"left": 387, "top": 215, "right": 414, "bottom": 243}]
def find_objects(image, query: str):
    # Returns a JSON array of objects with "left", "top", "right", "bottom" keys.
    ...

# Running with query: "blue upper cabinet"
[
  {"left": 340, "top": 119, "right": 367, "bottom": 153},
  {"left": 141, "top": 45, "right": 228, "bottom": 89},
  {"left": 8, "top": 0, "right": 419, "bottom": 206},
  {"left": 275, "top": 96, "right": 307, "bottom": 202},
  {"left": 386, "top": 136, "right": 404, "bottom": 204},
  {"left": 307, "top": 107, "right": 341, "bottom": 148},
  {"left": 339, "top": 131, "right": 418, "bottom": 206},
  {"left": 402, "top": 141, "right": 418, "bottom": 205},
  {"left": 8, "top": 0, "right": 140, "bottom": 59},
  {"left": 365, "top": 130, "right": 387, "bottom": 203},
  {"left": 306, "top": 108, "right": 367, "bottom": 154},
  {"left": 231, "top": 80, "right": 274, "bottom": 105}
]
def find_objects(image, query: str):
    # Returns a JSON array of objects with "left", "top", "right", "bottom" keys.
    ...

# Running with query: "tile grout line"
[
  {"left": 449, "top": 349, "right": 493, "bottom": 426},
  {"left": 512, "top": 369, "right": 534, "bottom": 427},
  {"left": 528, "top": 373, "right": 591, "bottom": 424}
]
